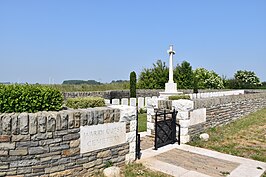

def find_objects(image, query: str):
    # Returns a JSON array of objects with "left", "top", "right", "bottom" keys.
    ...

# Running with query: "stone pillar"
[{"left": 172, "top": 99, "right": 194, "bottom": 144}]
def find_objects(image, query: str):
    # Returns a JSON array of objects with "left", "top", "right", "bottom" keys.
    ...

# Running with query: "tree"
[
  {"left": 174, "top": 61, "right": 194, "bottom": 89},
  {"left": 194, "top": 68, "right": 224, "bottom": 89},
  {"left": 137, "top": 60, "right": 168, "bottom": 89},
  {"left": 233, "top": 70, "right": 261, "bottom": 88},
  {"left": 130, "top": 71, "right": 137, "bottom": 98}
]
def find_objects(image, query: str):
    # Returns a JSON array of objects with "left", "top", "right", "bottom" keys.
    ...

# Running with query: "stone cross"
[{"left": 167, "top": 45, "right": 175, "bottom": 83}]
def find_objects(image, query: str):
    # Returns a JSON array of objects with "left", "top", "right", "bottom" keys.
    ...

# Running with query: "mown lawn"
[
  {"left": 189, "top": 108, "right": 266, "bottom": 163},
  {"left": 138, "top": 113, "right": 147, "bottom": 132}
]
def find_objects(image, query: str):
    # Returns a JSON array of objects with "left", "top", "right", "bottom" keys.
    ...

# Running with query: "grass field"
[
  {"left": 48, "top": 83, "right": 129, "bottom": 92},
  {"left": 189, "top": 108, "right": 266, "bottom": 163}
]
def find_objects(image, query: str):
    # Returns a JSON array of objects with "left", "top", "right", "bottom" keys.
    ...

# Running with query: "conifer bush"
[{"left": 130, "top": 71, "right": 137, "bottom": 98}]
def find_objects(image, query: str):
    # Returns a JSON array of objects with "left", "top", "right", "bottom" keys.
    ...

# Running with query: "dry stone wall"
[
  {"left": 0, "top": 106, "right": 136, "bottom": 176},
  {"left": 189, "top": 92, "right": 266, "bottom": 138}
]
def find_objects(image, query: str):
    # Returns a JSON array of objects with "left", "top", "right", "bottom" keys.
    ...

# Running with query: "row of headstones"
[
  {"left": 188, "top": 90, "right": 245, "bottom": 99},
  {"left": 105, "top": 96, "right": 159, "bottom": 109},
  {"left": 105, "top": 90, "right": 244, "bottom": 108}
]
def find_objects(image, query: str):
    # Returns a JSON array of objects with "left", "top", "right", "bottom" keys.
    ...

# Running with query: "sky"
[{"left": 0, "top": 0, "right": 265, "bottom": 84}]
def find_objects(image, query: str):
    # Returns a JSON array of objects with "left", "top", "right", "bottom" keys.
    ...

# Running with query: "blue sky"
[{"left": 0, "top": 0, "right": 265, "bottom": 84}]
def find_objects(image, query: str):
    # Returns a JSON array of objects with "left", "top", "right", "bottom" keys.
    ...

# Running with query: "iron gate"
[
  {"left": 154, "top": 109, "right": 180, "bottom": 150},
  {"left": 136, "top": 110, "right": 141, "bottom": 159}
]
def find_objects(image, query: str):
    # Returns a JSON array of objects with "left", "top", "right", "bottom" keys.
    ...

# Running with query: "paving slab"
[{"left": 139, "top": 143, "right": 266, "bottom": 177}]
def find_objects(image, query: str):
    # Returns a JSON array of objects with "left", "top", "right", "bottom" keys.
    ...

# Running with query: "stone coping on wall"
[
  {"left": 193, "top": 92, "right": 266, "bottom": 109},
  {"left": 0, "top": 106, "right": 137, "bottom": 176},
  {"left": 0, "top": 107, "right": 121, "bottom": 136}
]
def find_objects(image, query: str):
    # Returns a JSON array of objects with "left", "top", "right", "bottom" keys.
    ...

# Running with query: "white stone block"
[
  {"left": 147, "top": 114, "right": 152, "bottom": 122},
  {"left": 199, "top": 133, "right": 209, "bottom": 141},
  {"left": 147, "top": 122, "right": 154, "bottom": 130},
  {"left": 80, "top": 122, "right": 126, "bottom": 153},
  {"left": 152, "top": 96, "right": 158, "bottom": 108},
  {"left": 126, "top": 131, "right": 136, "bottom": 143},
  {"left": 179, "top": 120, "right": 190, "bottom": 128},
  {"left": 121, "top": 98, "right": 128, "bottom": 106},
  {"left": 138, "top": 97, "right": 145, "bottom": 109},
  {"left": 189, "top": 108, "right": 206, "bottom": 126},
  {"left": 103, "top": 167, "right": 121, "bottom": 177},
  {"left": 130, "top": 120, "right": 136, "bottom": 132},
  {"left": 180, "top": 135, "right": 190, "bottom": 144},
  {"left": 176, "top": 111, "right": 189, "bottom": 120},
  {"left": 180, "top": 127, "right": 189, "bottom": 136},
  {"left": 130, "top": 98, "right": 136, "bottom": 107},
  {"left": 147, "top": 129, "right": 152, "bottom": 135},
  {"left": 172, "top": 100, "right": 194, "bottom": 111},
  {"left": 147, "top": 108, "right": 155, "bottom": 116},
  {"left": 109, "top": 105, "right": 136, "bottom": 122},
  {"left": 129, "top": 142, "right": 136, "bottom": 153},
  {"left": 112, "top": 99, "right": 120, "bottom": 105},
  {"left": 125, "top": 152, "right": 135, "bottom": 163}
]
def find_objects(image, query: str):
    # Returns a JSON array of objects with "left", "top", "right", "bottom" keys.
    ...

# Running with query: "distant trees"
[
  {"left": 62, "top": 80, "right": 102, "bottom": 85},
  {"left": 137, "top": 60, "right": 226, "bottom": 89},
  {"left": 174, "top": 61, "right": 194, "bottom": 89},
  {"left": 137, "top": 60, "right": 168, "bottom": 89}
]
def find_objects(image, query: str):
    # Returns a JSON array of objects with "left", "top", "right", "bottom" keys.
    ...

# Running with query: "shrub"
[
  {"left": 233, "top": 70, "right": 261, "bottom": 88},
  {"left": 194, "top": 68, "right": 224, "bottom": 89},
  {"left": 0, "top": 84, "right": 63, "bottom": 113},
  {"left": 66, "top": 97, "right": 105, "bottom": 109},
  {"left": 168, "top": 95, "right": 190, "bottom": 100},
  {"left": 130, "top": 71, "right": 137, "bottom": 98}
]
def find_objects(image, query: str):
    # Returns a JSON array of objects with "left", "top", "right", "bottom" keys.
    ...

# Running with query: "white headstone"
[
  {"left": 130, "top": 98, "right": 136, "bottom": 107},
  {"left": 112, "top": 99, "right": 120, "bottom": 105},
  {"left": 121, "top": 98, "right": 128, "bottom": 106},
  {"left": 138, "top": 97, "right": 144, "bottom": 109},
  {"left": 145, "top": 97, "right": 151, "bottom": 107},
  {"left": 104, "top": 99, "right": 110, "bottom": 105}
]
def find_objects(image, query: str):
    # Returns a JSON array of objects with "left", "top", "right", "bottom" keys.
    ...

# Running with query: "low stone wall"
[
  {"left": 155, "top": 92, "right": 266, "bottom": 142},
  {"left": 63, "top": 89, "right": 163, "bottom": 100},
  {"left": 189, "top": 92, "right": 266, "bottom": 138},
  {"left": 0, "top": 106, "right": 136, "bottom": 176}
]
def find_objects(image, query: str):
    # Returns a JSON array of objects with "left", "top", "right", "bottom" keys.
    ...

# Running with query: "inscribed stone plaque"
[{"left": 80, "top": 122, "right": 126, "bottom": 153}]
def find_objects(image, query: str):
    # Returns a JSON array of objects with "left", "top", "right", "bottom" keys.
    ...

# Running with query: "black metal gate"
[
  {"left": 154, "top": 109, "right": 180, "bottom": 150},
  {"left": 136, "top": 110, "right": 141, "bottom": 159}
]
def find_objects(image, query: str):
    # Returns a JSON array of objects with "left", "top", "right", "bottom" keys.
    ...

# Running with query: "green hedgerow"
[
  {"left": 0, "top": 84, "right": 63, "bottom": 113},
  {"left": 168, "top": 95, "right": 190, "bottom": 100},
  {"left": 66, "top": 97, "right": 105, "bottom": 109}
]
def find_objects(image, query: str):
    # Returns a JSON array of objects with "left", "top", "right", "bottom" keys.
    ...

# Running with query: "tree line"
[{"left": 136, "top": 60, "right": 262, "bottom": 90}]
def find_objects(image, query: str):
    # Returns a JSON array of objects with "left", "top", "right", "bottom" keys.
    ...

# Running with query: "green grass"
[
  {"left": 48, "top": 83, "right": 129, "bottom": 92},
  {"left": 138, "top": 113, "right": 147, "bottom": 132},
  {"left": 189, "top": 108, "right": 266, "bottom": 163}
]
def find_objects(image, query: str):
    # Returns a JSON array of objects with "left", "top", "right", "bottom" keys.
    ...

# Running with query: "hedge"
[
  {"left": 0, "top": 84, "right": 63, "bottom": 113},
  {"left": 168, "top": 95, "right": 190, "bottom": 100},
  {"left": 66, "top": 97, "right": 105, "bottom": 109}
]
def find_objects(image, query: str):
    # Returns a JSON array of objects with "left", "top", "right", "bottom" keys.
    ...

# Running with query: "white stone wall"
[
  {"left": 188, "top": 90, "right": 244, "bottom": 99},
  {"left": 109, "top": 105, "right": 137, "bottom": 163}
]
